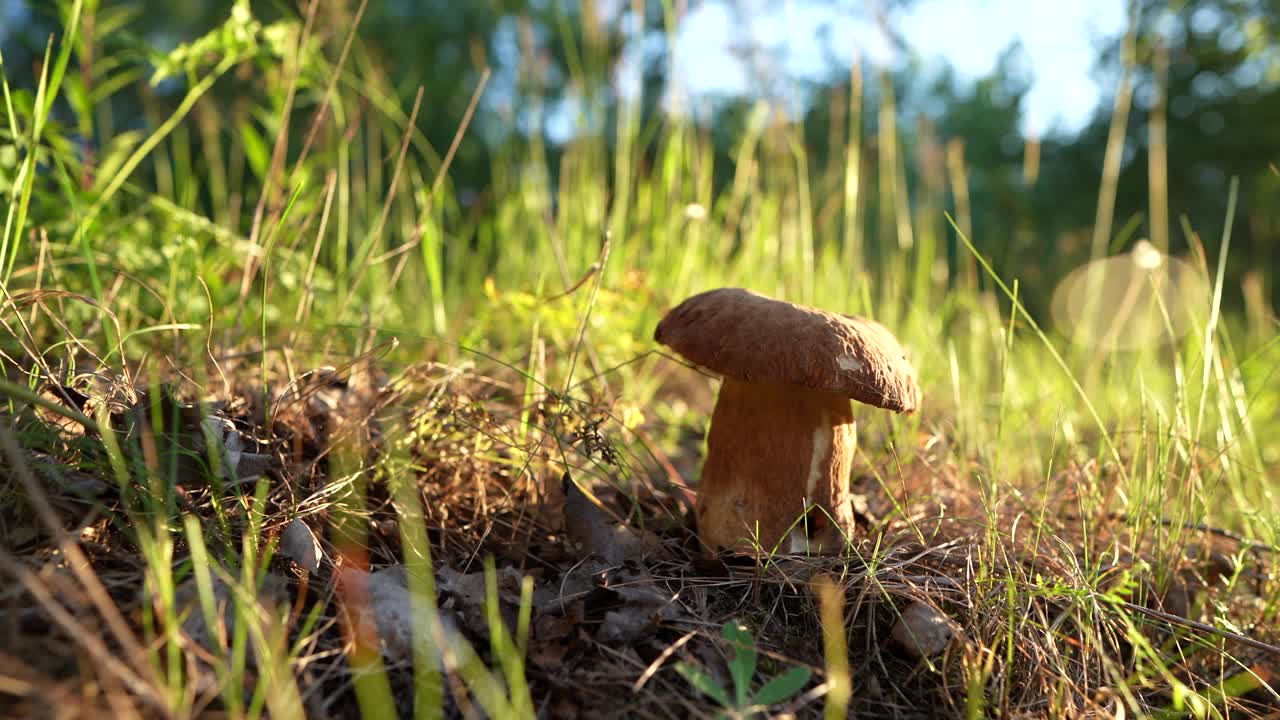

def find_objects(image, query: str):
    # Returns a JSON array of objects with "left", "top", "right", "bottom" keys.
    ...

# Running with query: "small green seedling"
[{"left": 675, "top": 620, "right": 812, "bottom": 719}]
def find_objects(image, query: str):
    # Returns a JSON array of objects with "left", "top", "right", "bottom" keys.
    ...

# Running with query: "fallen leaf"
[
  {"left": 531, "top": 557, "right": 612, "bottom": 613},
  {"left": 589, "top": 566, "right": 684, "bottom": 644},
  {"left": 278, "top": 518, "right": 323, "bottom": 574},
  {"left": 202, "top": 416, "right": 273, "bottom": 483},
  {"left": 603, "top": 570, "right": 683, "bottom": 621},
  {"left": 527, "top": 603, "right": 584, "bottom": 671},
  {"left": 176, "top": 570, "right": 288, "bottom": 667},
  {"left": 438, "top": 565, "right": 524, "bottom": 606},
  {"left": 597, "top": 608, "right": 653, "bottom": 644},
  {"left": 549, "top": 696, "right": 580, "bottom": 719},
  {"left": 235, "top": 451, "right": 274, "bottom": 481},
  {"left": 437, "top": 565, "right": 525, "bottom": 637},
  {"left": 562, "top": 474, "right": 661, "bottom": 564},
  {"left": 527, "top": 636, "right": 572, "bottom": 670},
  {"left": 534, "top": 609, "right": 579, "bottom": 644},
  {"left": 342, "top": 565, "right": 461, "bottom": 666},
  {"left": 28, "top": 453, "right": 110, "bottom": 498}
]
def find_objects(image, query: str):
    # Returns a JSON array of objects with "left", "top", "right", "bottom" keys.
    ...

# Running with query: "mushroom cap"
[{"left": 654, "top": 288, "right": 920, "bottom": 413}]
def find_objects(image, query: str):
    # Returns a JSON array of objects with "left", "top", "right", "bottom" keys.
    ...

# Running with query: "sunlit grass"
[{"left": 0, "top": 0, "right": 1276, "bottom": 717}]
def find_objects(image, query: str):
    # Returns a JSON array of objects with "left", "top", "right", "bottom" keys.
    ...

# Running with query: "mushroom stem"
[{"left": 697, "top": 378, "right": 857, "bottom": 553}]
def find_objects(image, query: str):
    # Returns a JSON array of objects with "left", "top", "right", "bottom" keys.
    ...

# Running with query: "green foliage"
[
  {"left": 0, "top": 0, "right": 1276, "bottom": 716},
  {"left": 5, "top": 0, "right": 1277, "bottom": 312},
  {"left": 675, "top": 621, "right": 813, "bottom": 719},
  {"left": 149, "top": 0, "right": 260, "bottom": 84}
]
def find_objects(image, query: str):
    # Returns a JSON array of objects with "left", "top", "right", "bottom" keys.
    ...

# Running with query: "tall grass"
[{"left": 0, "top": 0, "right": 1276, "bottom": 717}]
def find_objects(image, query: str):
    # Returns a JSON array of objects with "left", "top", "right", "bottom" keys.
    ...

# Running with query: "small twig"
[
  {"left": 1104, "top": 510, "right": 1277, "bottom": 555},
  {"left": 0, "top": 650, "right": 65, "bottom": 703},
  {"left": 633, "top": 629, "right": 697, "bottom": 692},
  {"left": 428, "top": 67, "right": 491, "bottom": 205},
  {"left": 1104, "top": 595, "right": 1280, "bottom": 658},
  {"left": 0, "top": 422, "right": 153, "bottom": 684},
  {"left": 1077, "top": 509, "right": 1276, "bottom": 600},
  {"left": 292, "top": 0, "right": 368, "bottom": 179},
  {"left": 336, "top": 85, "right": 426, "bottom": 298},
  {"left": 0, "top": 551, "right": 162, "bottom": 707},
  {"left": 0, "top": 377, "right": 100, "bottom": 433},
  {"left": 542, "top": 261, "right": 601, "bottom": 303}
]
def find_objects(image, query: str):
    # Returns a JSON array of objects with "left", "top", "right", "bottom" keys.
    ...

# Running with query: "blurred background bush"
[{"left": 2, "top": 0, "right": 1276, "bottom": 321}]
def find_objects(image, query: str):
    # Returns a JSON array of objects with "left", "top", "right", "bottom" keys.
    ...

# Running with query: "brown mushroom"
[{"left": 655, "top": 288, "right": 920, "bottom": 553}]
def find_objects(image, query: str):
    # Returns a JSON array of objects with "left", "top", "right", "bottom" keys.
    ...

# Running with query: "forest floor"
[{"left": 3, "top": 349, "right": 1277, "bottom": 719}]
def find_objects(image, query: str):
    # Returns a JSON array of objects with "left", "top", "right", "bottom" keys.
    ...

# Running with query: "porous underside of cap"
[{"left": 654, "top": 287, "right": 920, "bottom": 412}]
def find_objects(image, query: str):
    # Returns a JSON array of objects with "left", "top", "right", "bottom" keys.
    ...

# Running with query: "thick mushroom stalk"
[
  {"left": 699, "top": 379, "right": 857, "bottom": 552},
  {"left": 655, "top": 288, "right": 919, "bottom": 555}
]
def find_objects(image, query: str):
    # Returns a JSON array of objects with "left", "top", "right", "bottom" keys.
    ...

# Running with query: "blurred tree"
[
  {"left": 1056, "top": 0, "right": 1280, "bottom": 307},
  {"left": 1, "top": 0, "right": 653, "bottom": 203},
  {"left": 2, "top": 0, "right": 1274, "bottom": 309}
]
